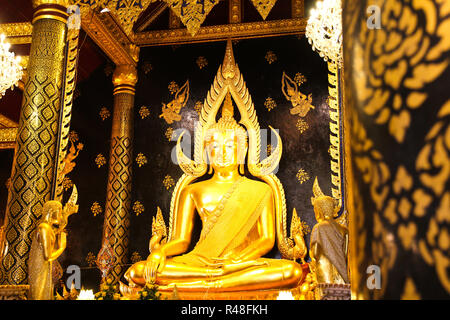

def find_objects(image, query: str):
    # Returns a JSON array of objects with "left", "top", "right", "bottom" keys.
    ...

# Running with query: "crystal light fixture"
[
  {"left": 305, "top": 0, "right": 343, "bottom": 67},
  {"left": 0, "top": 34, "right": 23, "bottom": 98}
]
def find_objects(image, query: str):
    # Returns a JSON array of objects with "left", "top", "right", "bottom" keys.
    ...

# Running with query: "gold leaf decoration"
[
  {"left": 135, "top": 153, "right": 148, "bottom": 167},
  {"left": 131, "top": 251, "right": 143, "bottom": 264},
  {"left": 196, "top": 56, "right": 208, "bottom": 69},
  {"left": 99, "top": 107, "right": 111, "bottom": 121},
  {"left": 95, "top": 154, "right": 107, "bottom": 168},
  {"left": 86, "top": 252, "right": 96, "bottom": 267},
  {"left": 163, "top": 175, "right": 175, "bottom": 190},
  {"left": 296, "top": 118, "right": 309, "bottom": 134},
  {"left": 160, "top": 80, "right": 190, "bottom": 124},
  {"left": 294, "top": 72, "right": 307, "bottom": 86},
  {"left": 139, "top": 106, "right": 150, "bottom": 119},
  {"left": 165, "top": 127, "right": 174, "bottom": 141},
  {"left": 62, "top": 176, "right": 74, "bottom": 191},
  {"left": 296, "top": 168, "right": 310, "bottom": 184},
  {"left": 250, "top": 0, "right": 277, "bottom": 20},
  {"left": 168, "top": 81, "right": 180, "bottom": 95},
  {"left": 91, "top": 202, "right": 103, "bottom": 217},
  {"left": 142, "top": 61, "right": 153, "bottom": 75},
  {"left": 132, "top": 201, "right": 145, "bottom": 216},
  {"left": 165, "top": 0, "right": 221, "bottom": 36},
  {"left": 264, "top": 97, "right": 277, "bottom": 111},
  {"left": 265, "top": 50, "right": 277, "bottom": 64},
  {"left": 353, "top": 0, "right": 450, "bottom": 143}
]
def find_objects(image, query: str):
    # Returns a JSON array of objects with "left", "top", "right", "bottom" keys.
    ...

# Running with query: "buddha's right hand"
[{"left": 144, "top": 248, "right": 166, "bottom": 283}]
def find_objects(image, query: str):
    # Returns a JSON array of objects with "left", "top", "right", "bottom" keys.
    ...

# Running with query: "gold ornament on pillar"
[{"left": 112, "top": 64, "right": 138, "bottom": 95}]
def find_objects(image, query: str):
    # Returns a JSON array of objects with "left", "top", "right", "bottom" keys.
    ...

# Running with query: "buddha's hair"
[{"left": 313, "top": 196, "right": 339, "bottom": 219}]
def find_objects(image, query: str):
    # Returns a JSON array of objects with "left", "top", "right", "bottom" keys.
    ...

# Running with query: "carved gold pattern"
[
  {"left": 327, "top": 62, "right": 341, "bottom": 201},
  {"left": 102, "top": 90, "right": 135, "bottom": 283},
  {"left": 0, "top": 23, "right": 33, "bottom": 45},
  {"left": 0, "top": 18, "right": 67, "bottom": 285},
  {"left": 164, "top": 0, "right": 220, "bottom": 36},
  {"left": 134, "top": 18, "right": 306, "bottom": 46},
  {"left": 112, "top": 64, "right": 138, "bottom": 95},
  {"left": 194, "top": 101, "right": 203, "bottom": 115},
  {"left": 250, "top": 0, "right": 277, "bottom": 20},
  {"left": 292, "top": 0, "right": 304, "bottom": 18},
  {"left": 229, "top": 0, "right": 242, "bottom": 24}
]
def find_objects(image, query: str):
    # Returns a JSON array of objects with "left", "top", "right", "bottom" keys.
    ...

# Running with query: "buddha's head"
[
  {"left": 42, "top": 201, "right": 64, "bottom": 231},
  {"left": 204, "top": 92, "right": 248, "bottom": 174},
  {"left": 311, "top": 196, "right": 339, "bottom": 222}
]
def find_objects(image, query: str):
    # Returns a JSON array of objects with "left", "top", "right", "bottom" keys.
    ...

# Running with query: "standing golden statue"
[
  {"left": 122, "top": 41, "right": 308, "bottom": 296},
  {"left": 28, "top": 186, "right": 78, "bottom": 300},
  {"left": 309, "top": 178, "right": 349, "bottom": 284}
]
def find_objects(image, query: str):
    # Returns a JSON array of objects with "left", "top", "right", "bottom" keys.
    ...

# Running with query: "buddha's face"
[
  {"left": 42, "top": 201, "right": 64, "bottom": 230},
  {"left": 207, "top": 129, "right": 240, "bottom": 172},
  {"left": 313, "top": 196, "right": 337, "bottom": 222}
]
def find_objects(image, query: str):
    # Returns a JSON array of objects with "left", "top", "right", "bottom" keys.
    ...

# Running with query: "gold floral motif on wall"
[
  {"left": 282, "top": 72, "right": 315, "bottom": 118},
  {"left": 91, "top": 202, "right": 103, "bottom": 217},
  {"left": 160, "top": 80, "right": 190, "bottom": 124},
  {"left": 250, "top": 0, "right": 277, "bottom": 20},
  {"left": 86, "top": 252, "right": 97, "bottom": 267},
  {"left": 296, "top": 118, "right": 309, "bottom": 134},
  {"left": 165, "top": 127, "right": 174, "bottom": 141},
  {"left": 142, "top": 61, "right": 153, "bottom": 75},
  {"left": 196, "top": 56, "right": 208, "bottom": 69},
  {"left": 99, "top": 107, "right": 111, "bottom": 121},
  {"left": 168, "top": 81, "right": 180, "bottom": 95},
  {"left": 139, "top": 106, "right": 150, "bottom": 119},
  {"left": 294, "top": 72, "right": 307, "bottom": 86},
  {"left": 131, "top": 251, "right": 143, "bottom": 264},
  {"left": 132, "top": 201, "right": 145, "bottom": 216},
  {"left": 264, "top": 97, "right": 277, "bottom": 111},
  {"left": 265, "top": 50, "right": 277, "bottom": 64},
  {"left": 135, "top": 153, "right": 148, "bottom": 167},
  {"left": 296, "top": 168, "right": 310, "bottom": 184},
  {"left": 62, "top": 176, "right": 74, "bottom": 191},
  {"left": 163, "top": 175, "right": 175, "bottom": 190},
  {"left": 95, "top": 154, "right": 107, "bottom": 168}
]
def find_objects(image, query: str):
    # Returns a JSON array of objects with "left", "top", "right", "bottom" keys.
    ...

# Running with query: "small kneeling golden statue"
[
  {"left": 28, "top": 186, "right": 78, "bottom": 300},
  {"left": 122, "top": 41, "right": 308, "bottom": 296}
]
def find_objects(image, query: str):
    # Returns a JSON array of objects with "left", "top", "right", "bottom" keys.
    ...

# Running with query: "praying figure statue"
[
  {"left": 310, "top": 178, "right": 349, "bottom": 284},
  {"left": 122, "top": 41, "right": 308, "bottom": 296},
  {"left": 28, "top": 187, "right": 78, "bottom": 300}
]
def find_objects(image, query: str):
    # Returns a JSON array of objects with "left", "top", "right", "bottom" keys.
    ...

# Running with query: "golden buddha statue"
[
  {"left": 122, "top": 41, "right": 309, "bottom": 296},
  {"left": 28, "top": 186, "right": 78, "bottom": 300},
  {"left": 309, "top": 178, "right": 349, "bottom": 284}
]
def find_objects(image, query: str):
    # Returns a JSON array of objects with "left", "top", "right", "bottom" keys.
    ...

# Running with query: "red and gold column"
[
  {"left": 0, "top": 0, "right": 69, "bottom": 285},
  {"left": 100, "top": 64, "right": 137, "bottom": 283}
]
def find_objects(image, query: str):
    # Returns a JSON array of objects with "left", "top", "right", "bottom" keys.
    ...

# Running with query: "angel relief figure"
[
  {"left": 159, "top": 80, "right": 190, "bottom": 124},
  {"left": 121, "top": 41, "right": 310, "bottom": 297},
  {"left": 282, "top": 71, "right": 315, "bottom": 118}
]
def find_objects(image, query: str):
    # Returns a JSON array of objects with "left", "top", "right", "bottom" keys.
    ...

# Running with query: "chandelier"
[
  {"left": 0, "top": 34, "right": 23, "bottom": 98},
  {"left": 305, "top": 0, "right": 343, "bottom": 67}
]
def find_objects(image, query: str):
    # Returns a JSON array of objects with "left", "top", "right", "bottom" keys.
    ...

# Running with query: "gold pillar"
[
  {"left": 0, "top": 0, "right": 69, "bottom": 285},
  {"left": 101, "top": 64, "right": 137, "bottom": 283}
]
